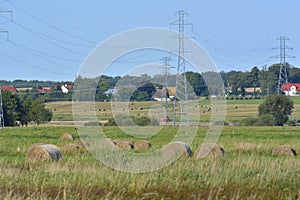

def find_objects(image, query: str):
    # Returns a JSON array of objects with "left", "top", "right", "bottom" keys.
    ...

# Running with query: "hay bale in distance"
[
  {"left": 272, "top": 145, "right": 297, "bottom": 156},
  {"left": 163, "top": 142, "right": 192, "bottom": 158},
  {"left": 106, "top": 138, "right": 117, "bottom": 145},
  {"left": 59, "top": 133, "right": 75, "bottom": 141},
  {"left": 135, "top": 140, "right": 152, "bottom": 150},
  {"left": 195, "top": 143, "right": 225, "bottom": 159},
  {"left": 237, "top": 142, "right": 256, "bottom": 150},
  {"left": 75, "top": 140, "right": 90, "bottom": 148},
  {"left": 26, "top": 144, "right": 63, "bottom": 163},
  {"left": 115, "top": 140, "right": 134, "bottom": 150},
  {"left": 60, "top": 144, "right": 80, "bottom": 153}
]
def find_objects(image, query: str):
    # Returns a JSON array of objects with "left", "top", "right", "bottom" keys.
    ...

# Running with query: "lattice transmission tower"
[
  {"left": 272, "top": 36, "right": 295, "bottom": 95},
  {"left": 160, "top": 56, "right": 174, "bottom": 124},
  {"left": 170, "top": 10, "right": 192, "bottom": 126},
  {"left": 0, "top": 87, "right": 4, "bottom": 130},
  {"left": 0, "top": 16, "right": 9, "bottom": 130}
]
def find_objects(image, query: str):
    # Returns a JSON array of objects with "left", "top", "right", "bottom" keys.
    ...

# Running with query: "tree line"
[
  {"left": 2, "top": 63, "right": 300, "bottom": 102},
  {"left": 2, "top": 90, "right": 52, "bottom": 126}
]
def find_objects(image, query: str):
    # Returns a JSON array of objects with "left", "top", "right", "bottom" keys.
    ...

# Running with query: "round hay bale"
[
  {"left": 195, "top": 143, "right": 225, "bottom": 159},
  {"left": 135, "top": 140, "right": 152, "bottom": 150},
  {"left": 59, "top": 133, "right": 75, "bottom": 141},
  {"left": 99, "top": 138, "right": 117, "bottom": 149},
  {"left": 106, "top": 138, "right": 117, "bottom": 145},
  {"left": 115, "top": 140, "right": 134, "bottom": 150},
  {"left": 237, "top": 142, "right": 256, "bottom": 150},
  {"left": 60, "top": 144, "right": 80, "bottom": 153},
  {"left": 26, "top": 144, "right": 63, "bottom": 163},
  {"left": 75, "top": 140, "right": 90, "bottom": 148},
  {"left": 272, "top": 145, "right": 297, "bottom": 156},
  {"left": 163, "top": 142, "right": 192, "bottom": 158}
]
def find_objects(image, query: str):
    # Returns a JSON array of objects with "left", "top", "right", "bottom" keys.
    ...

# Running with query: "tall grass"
[{"left": 0, "top": 126, "right": 300, "bottom": 199}]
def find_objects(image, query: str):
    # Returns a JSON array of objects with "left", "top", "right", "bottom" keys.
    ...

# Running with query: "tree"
[
  {"left": 130, "top": 83, "right": 156, "bottom": 101},
  {"left": 18, "top": 98, "right": 32, "bottom": 126},
  {"left": 29, "top": 99, "right": 52, "bottom": 125},
  {"left": 259, "top": 65, "right": 269, "bottom": 95},
  {"left": 2, "top": 91, "right": 19, "bottom": 126},
  {"left": 185, "top": 71, "right": 207, "bottom": 96},
  {"left": 258, "top": 95, "right": 294, "bottom": 126},
  {"left": 250, "top": 66, "right": 259, "bottom": 95}
]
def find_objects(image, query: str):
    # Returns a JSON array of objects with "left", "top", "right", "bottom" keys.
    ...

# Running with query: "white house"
[
  {"left": 61, "top": 84, "right": 73, "bottom": 94},
  {"left": 281, "top": 83, "right": 300, "bottom": 96}
]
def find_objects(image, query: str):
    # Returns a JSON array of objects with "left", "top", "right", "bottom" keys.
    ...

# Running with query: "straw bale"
[
  {"left": 26, "top": 144, "right": 63, "bottom": 163},
  {"left": 272, "top": 145, "right": 297, "bottom": 156},
  {"left": 195, "top": 143, "right": 225, "bottom": 159}
]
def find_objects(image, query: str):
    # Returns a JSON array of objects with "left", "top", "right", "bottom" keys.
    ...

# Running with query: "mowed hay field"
[
  {"left": 46, "top": 97, "right": 300, "bottom": 123},
  {"left": 1, "top": 125, "right": 300, "bottom": 199}
]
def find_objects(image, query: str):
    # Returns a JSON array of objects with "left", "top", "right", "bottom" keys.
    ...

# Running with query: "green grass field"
[
  {"left": 0, "top": 125, "right": 300, "bottom": 199},
  {"left": 1, "top": 98, "right": 300, "bottom": 199}
]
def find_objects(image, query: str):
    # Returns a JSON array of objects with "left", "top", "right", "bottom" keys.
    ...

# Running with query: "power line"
[
  {"left": 0, "top": 50, "right": 71, "bottom": 77},
  {"left": 8, "top": 40, "right": 78, "bottom": 71},
  {"left": 11, "top": 20, "right": 89, "bottom": 57},
  {"left": 7, "top": 0, "right": 97, "bottom": 44}
]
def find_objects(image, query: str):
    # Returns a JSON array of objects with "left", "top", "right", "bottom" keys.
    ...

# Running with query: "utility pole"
[
  {"left": 271, "top": 36, "right": 295, "bottom": 95},
  {"left": 170, "top": 10, "right": 192, "bottom": 126},
  {"left": 0, "top": 87, "right": 4, "bottom": 130},
  {"left": 160, "top": 56, "right": 174, "bottom": 124},
  {"left": 0, "top": 24, "right": 9, "bottom": 131}
]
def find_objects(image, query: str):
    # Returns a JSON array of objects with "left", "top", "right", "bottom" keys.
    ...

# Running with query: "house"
[
  {"left": 1, "top": 86, "right": 18, "bottom": 93},
  {"left": 244, "top": 87, "right": 261, "bottom": 93},
  {"left": 37, "top": 88, "right": 51, "bottom": 93},
  {"left": 153, "top": 89, "right": 171, "bottom": 102},
  {"left": 61, "top": 84, "right": 73, "bottom": 94},
  {"left": 166, "top": 87, "right": 176, "bottom": 99},
  {"left": 104, "top": 88, "right": 118, "bottom": 96},
  {"left": 281, "top": 83, "right": 300, "bottom": 96}
]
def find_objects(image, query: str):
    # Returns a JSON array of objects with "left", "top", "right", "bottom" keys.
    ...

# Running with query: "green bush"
[
  {"left": 241, "top": 117, "right": 258, "bottom": 126},
  {"left": 286, "top": 119, "right": 297, "bottom": 126},
  {"left": 104, "top": 118, "right": 117, "bottom": 126},
  {"left": 84, "top": 121, "right": 100, "bottom": 126},
  {"left": 241, "top": 114, "right": 275, "bottom": 126},
  {"left": 256, "top": 114, "right": 275, "bottom": 126},
  {"left": 104, "top": 115, "right": 159, "bottom": 126}
]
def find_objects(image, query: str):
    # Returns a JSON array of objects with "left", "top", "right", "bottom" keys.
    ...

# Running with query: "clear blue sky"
[{"left": 0, "top": 0, "right": 299, "bottom": 81}]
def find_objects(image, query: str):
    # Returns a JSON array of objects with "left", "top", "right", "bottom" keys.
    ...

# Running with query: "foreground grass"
[{"left": 0, "top": 125, "right": 300, "bottom": 199}]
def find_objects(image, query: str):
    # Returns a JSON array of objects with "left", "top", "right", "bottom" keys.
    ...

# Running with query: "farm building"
[
  {"left": 37, "top": 88, "right": 51, "bottom": 93},
  {"left": 153, "top": 89, "right": 171, "bottom": 102},
  {"left": 153, "top": 87, "right": 176, "bottom": 101},
  {"left": 61, "top": 84, "right": 73, "bottom": 94},
  {"left": 104, "top": 88, "right": 118, "bottom": 96},
  {"left": 281, "top": 83, "right": 300, "bottom": 96},
  {"left": 1, "top": 86, "right": 18, "bottom": 93}
]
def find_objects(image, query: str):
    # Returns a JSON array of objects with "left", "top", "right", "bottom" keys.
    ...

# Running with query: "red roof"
[
  {"left": 65, "top": 85, "right": 73, "bottom": 90},
  {"left": 37, "top": 88, "right": 51, "bottom": 93},
  {"left": 1, "top": 86, "right": 18, "bottom": 93},
  {"left": 281, "top": 83, "right": 300, "bottom": 91}
]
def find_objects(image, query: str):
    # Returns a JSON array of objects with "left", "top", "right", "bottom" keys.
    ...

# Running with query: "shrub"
[
  {"left": 104, "top": 118, "right": 117, "bottom": 126},
  {"left": 241, "top": 117, "right": 258, "bottom": 126},
  {"left": 84, "top": 121, "right": 100, "bottom": 126},
  {"left": 256, "top": 114, "right": 275, "bottom": 126},
  {"left": 259, "top": 95, "right": 294, "bottom": 126},
  {"left": 286, "top": 119, "right": 297, "bottom": 126},
  {"left": 104, "top": 115, "right": 159, "bottom": 126}
]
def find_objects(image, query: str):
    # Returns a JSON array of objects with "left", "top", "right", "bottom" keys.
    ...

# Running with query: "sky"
[{"left": 0, "top": 0, "right": 299, "bottom": 81}]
